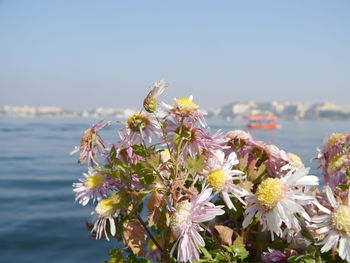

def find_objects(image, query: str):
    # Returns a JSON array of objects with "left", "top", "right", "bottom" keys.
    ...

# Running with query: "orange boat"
[{"left": 245, "top": 115, "right": 278, "bottom": 129}]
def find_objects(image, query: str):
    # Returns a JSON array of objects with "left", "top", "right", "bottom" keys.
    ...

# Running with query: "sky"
[{"left": 0, "top": 0, "right": 349, "bottom": 110}]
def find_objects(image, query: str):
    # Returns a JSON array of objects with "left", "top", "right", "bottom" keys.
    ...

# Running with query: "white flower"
[
  {"left": 313, "top": 186, "right": 350, "bottom": 262},
  {"left": 243, "top": 167, "right": 318, "bottom": 240},
  {"left": 91, "top": 196, "right": 119, "bottom": 240},
  {"left": 205, "top": 150, "right": 248, "bottom": 210}
]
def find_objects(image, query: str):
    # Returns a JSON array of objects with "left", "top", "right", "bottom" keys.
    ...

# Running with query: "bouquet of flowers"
[{"left": 71, "top": 81, "right": 350, "bottom": 263}]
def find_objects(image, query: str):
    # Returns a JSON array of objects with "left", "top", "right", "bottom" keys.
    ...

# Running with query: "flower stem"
[{"left": 136, "top": 214, "right": 163, "bottom": 253}]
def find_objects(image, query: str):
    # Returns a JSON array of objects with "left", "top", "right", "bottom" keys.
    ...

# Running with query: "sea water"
[{"left": 0, "top": 117, "right": 349, "bottom": 262}]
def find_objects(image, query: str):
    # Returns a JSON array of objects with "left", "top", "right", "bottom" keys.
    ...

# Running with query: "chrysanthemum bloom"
[
  {"left": 143, "top": 80, "right": 168, "bottom": 113},
  {"left": 243, "top": 167, "right": 319, "bottom": 239},
  {"left": 113, "top": 128, "right": 144, "bottom": 164},
  {"left": 205, "top": 151, "right": 248, "bottom": 210},
  {"left": 70, "top": 120, "right": 110, "bottom": 165},
  {"left": 126, "top": 111, "right": 161, "bottom": 144},
  {"left": 170, "top": 188, "right": 225, "bottom": 263},
  {"left": 316, "top": 133, "right": 350, "bottom": 187},
  {"left": 225, "top": 130, "right": 254, "bottom": 156},
  {"left": 312, "top": 186, "right": 350, "bottom": 261},
  {"left": 167, "top": 120, "right": 226, "bottom": 159},
  {"left": 91, "top": 196, "right": 119, "bottom": 240},
  {"left": 73, "top": 168, "right": 121, "bottom": 206},
  {"left": 165, "top": 95, "right": 207, "bottom": 127},
  {"left": 265, "top": 144, "right": 290, "bottom": 177}
]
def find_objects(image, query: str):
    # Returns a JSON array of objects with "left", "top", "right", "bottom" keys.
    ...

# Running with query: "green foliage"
[
  {"left": 287, "top": 254, "right": 317, "bottom": 263},
  {"left": 104, "top": 249, "right": 151, "bottom": 263},
  {"left": 132, "top": 145, "right": 148, "bottom": 158},
  {"left": 186, "top": 155, "right": 205, "bottom": 175},
  {"left": 200, "top": 237, "right": 249, "bottom": 263},
  {"left": 104, "top": 249, "right": 123, "bottom": 263},
  {"left": 132, "top": 162, "right": 155, "bottom": 186}
]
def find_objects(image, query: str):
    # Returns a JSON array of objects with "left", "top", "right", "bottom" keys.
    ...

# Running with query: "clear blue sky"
[{"left": 0, "top": 0, "right": 349, "bottom": 110}]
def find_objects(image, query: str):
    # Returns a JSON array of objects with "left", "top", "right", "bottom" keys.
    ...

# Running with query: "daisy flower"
[
  {"left": 73, "top": 168, "right": 121, "bottom": 206},
  {"left": 165, "top": 95, "right": 207, "bottom": 127},
  {"left": 113, "top": 128, "right": 144, "bottom": 164},
  {"left": 70, "top": 120, "right": 110, "bottom": 165},
  {"left": 315, "top": 133, "right": 350, "bottom": 187},
  {"left": 143, "top": 80, "right": 168, "bottom": 113},
  {"left": 170, "top": 187, "right": 225, "bottom": 263},
  {"left": 91, "top": 195, "right": 119, "bottom": 240},
  {"left": 243, "top": 167, "right": 319, "bottom": 240},
  {"left": 126, "top": 111, "right": 161, "bottom": 144},
  {"left": 167, "top": 120, "right": 225, "bottom": 159},
  {"left": 312, "top": 186, "right": 350, "bottom": 261},
  {"left": 205, "top": 150, "right": 248, "bottom": 210}
]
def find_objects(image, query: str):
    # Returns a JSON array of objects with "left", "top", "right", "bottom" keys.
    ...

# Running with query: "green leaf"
[
  {"left": 288, "top": 254, "right": 317, "bottom": 263},
  {"left": 200, "top": 247, "right": 213, "bottom": 260},
  {"left": 111, "top": 190, "right": 130, "bottom": 210},
  {"left": 110, "top": 146, "right": 117, "bottom": 163},
  {"left": 104, "top": 249, "right": 123, "bottom": 263},
  {"left": 186, "top": 155, "right": 205, "bottom": 175},
  {"left": 144, "top": 153, "right": 161, "bottom": 171},
  {"left": 132, "top": 145, "right": 148, "bottom": 158},
  {"left": 173, "top": 133, "right": 182, "bottom": 151},
  {"left": 339, "top": 184, "right": 349, "bottom": 190},
  {"left": 133, "top": 163, "right": 155, "bottom": 186}
]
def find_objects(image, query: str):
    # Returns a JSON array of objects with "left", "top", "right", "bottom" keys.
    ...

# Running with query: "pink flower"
[
  {"left": 143, "top": 80, "right": 168, "bottom": 113},
  {"left": 315, "top": 133, "right": 350, "bottom": 187},
  {"left": 170, "top": 188, "right": 225, "bottom": 262},
  {"left": 167, "top": 120, "right": 227, "bottom": 160},
  {"left": 164, "top": 95, "right": 207, "bottom": 127},
  {"left": 126, "top": 111, "right": 161, "bottom": 144},
  {"left": 70, "top": 120, "right": 110, "bottom": 166},
  {"left": 73, "top": 168, "right": 122, "bottom": 206}
]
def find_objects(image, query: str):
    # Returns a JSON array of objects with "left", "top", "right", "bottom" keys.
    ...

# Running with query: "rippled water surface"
[{"left": 1, "top": 117, "right": 349, "bottom": 262}]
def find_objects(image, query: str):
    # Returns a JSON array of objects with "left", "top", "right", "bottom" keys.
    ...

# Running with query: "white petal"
[
  {"left": 313, "top": 199, "right": 331, "bottom": 214},
  {"left": 316, "top": 226, "right": 331, "bottom": 235},
  {"left": 321, "top": 232, "right": 339, "bottom": 252},
  {"left": 325, "top": 186, "right": 337, "bottom": 208},
  {"left": 339, "top": 237, "right": 346, "bottom": 260},
  {"left": 109, "top": 217, "right": 116, "bottom": 236},
  {"left": 243, "top": 205, "right": 257, "bottom": 228},
  {"left": 294, "top": 175, "right": 319, "bottom": 186},
  {"left": 312, "top": 214, "right": 331, "bottom": 223}
]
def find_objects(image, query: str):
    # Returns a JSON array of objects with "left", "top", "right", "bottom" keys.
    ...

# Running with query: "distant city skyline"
[{"left": 0, "top": 0, "right": 349, "bottom": 110}]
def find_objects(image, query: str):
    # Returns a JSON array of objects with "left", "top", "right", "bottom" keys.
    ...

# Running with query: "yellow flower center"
[
  {"left": 176, "top": 98, "right": 198, "bottom": 111},
  {"left": 160, "top": 149, "right": 170, "bottom": 162},
  {"left": 207, "top": 169, "right": 227, "bottom": 192},
  {"left": 328, "top": 133, "right": 345, "bottom": 146},
  {"left": 127, "top": 112, "right": 150, "bottom": 132},
  {"left": 256, "top": 178, "right": 285, "bottom": 210},
  {"left": 327, "top": 155, "right": 350, "bottom": 175},
  {"left": 85, "top": 173, "right": 105, "bottom": 189},
  {"left": 95, "top": 197, "right": 117, "bottom": 217},
  {"left": 170, "top": 201, "right": 191, "bottom": 237},
  {"left": 332, "top": 206, "right": 350, "bottom": 236},
  {"left": 287, "top": 153, "right": 304, "bottom": 168}
]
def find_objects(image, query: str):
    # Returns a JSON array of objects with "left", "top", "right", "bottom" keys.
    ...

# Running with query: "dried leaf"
[
  {"left": 147, "top": 191, "right": 166, "bottom": 227},
  {"left": 123, "top": 221, "right": 147, "bottom": 256},
  {"left": 237, "top": 181, "right": 254, "bottom": 193},
  {"left": 214, "top": 225, "right": 234, "bottom": 246}
]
